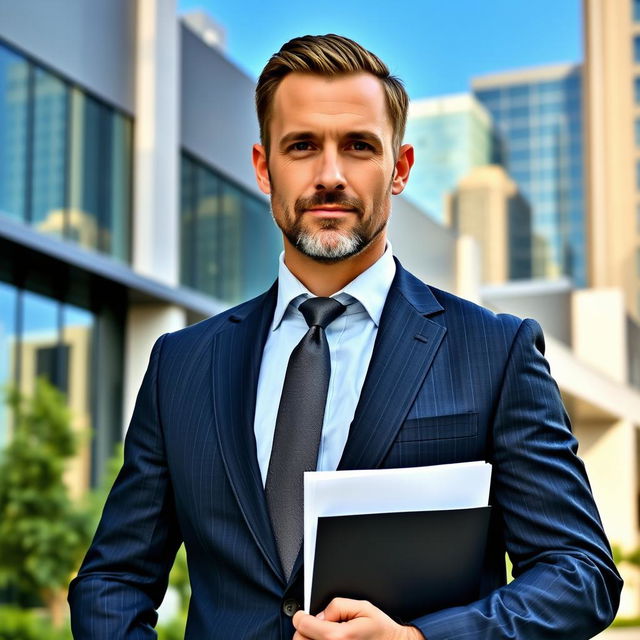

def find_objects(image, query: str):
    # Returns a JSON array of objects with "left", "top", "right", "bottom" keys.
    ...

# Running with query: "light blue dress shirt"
[{"left": 253, "top": 244, "right": 396, "bottom": 486}]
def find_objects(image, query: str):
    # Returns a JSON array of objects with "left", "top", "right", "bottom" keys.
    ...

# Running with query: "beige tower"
[
  {"left": 583, "top": 0, "right": 639, "bottom": 320},
  {"left": 447, "top": 165, "right": 532, "bottom": 284}
]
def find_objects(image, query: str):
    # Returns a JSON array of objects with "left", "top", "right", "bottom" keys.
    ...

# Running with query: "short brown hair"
[{"left": 256, "top": 34, "right": 408, "bottom": 157}]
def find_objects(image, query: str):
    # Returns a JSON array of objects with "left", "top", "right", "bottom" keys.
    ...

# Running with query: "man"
[{"left": 69, "top": 34, "right": 622, "bottom": 639}]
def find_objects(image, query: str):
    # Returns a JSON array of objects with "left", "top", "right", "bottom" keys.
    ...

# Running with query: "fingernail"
[{"left": 317, "top": 611, "right": 325, "bottom": 620}]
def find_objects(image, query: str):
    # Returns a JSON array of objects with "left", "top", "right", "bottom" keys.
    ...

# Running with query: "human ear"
[
  {"left": 391, "top": 144, "right": 414, "bottom": 195},
  {"left": 252, "top": 144, "right": 271, "bottom": 195}
]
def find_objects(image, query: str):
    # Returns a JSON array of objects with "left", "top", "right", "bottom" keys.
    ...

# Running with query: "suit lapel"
[
  {"left": 211, "top": 281, "right": 285, "bottom": 581},
  {"left": 213, "top": 262, "right": 448, "bottom": 585},
  {"left": 338, "top": 260, "right": 447, "bottom": 470}
]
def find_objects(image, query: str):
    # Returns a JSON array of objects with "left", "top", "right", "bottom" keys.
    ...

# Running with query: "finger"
[
  {"left": 293, "top": 611, "right": 340, "bottom": 639},
  {"left": 322, "top": 597, "right": 373, "bottom": 622}
]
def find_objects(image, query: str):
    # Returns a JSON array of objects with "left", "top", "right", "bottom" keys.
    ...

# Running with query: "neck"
[{"left": 282, "top": 233, "right": 387, "bottom": 297}]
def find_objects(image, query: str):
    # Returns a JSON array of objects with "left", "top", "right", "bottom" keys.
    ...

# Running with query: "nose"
[{"left": 314, "top": 148, "right": 346, "bottom": 191}]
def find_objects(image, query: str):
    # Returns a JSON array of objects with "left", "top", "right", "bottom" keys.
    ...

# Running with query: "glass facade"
[
  {"left": 0, "top": 40, "right": 132, "bottom": 262},
  {"left": 475, "top": 67, "right": 586, "bottom": 286},
  {"left": 0, "top": 267, "right": 125, "bottom": 485},
  {"left": 180, "top": 153, "right": 281, "bottom": 304}
]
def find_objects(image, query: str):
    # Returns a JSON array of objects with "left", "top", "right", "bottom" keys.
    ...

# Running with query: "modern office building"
[
  {"left": 473, "top": 64, "right": 586, "bottom": 286},
  {"left": 0, "top": 0, "right": 284, "bottom": 485},
  {"left": 583, "top": 0, "right": 640, "bottom": 323},
  {"left": 403, "top": 94, "right": 499, "bottom": 224},
  {"left": 446, "top": 165, "right": 533, "bottom": 284}
]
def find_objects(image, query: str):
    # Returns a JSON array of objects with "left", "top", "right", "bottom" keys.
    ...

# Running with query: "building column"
[
  {"left": 123, "top": 303, "right": 186, "bottom": 430},
  {"left": 455, "top": 235, "right": 481, "bottom": 303},
  {"left": 133, "top": 0, "right": 180, "bottom": 286}
]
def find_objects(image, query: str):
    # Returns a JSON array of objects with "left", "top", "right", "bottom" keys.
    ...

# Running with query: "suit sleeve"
[
  {"left": 412, "top": 318, "right": 623, "bottom": 640},
  {"left": 68, "top": 333, "right": 182, "bottom": 639}
]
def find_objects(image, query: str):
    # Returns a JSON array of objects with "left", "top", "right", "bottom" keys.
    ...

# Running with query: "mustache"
[{"left": 294, "top": 191, "right": 363, "bottom": 216}]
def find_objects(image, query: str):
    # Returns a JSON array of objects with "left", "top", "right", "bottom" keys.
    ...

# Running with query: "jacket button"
[{"left": 283, "top": 598, "right": 301, "bottom": 617}]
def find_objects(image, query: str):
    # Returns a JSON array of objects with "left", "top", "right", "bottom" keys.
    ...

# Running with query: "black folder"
[{"left": 310, "top": 506, "right": 491, "bottom": 621}]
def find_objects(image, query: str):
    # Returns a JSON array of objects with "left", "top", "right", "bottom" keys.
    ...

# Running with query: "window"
[
  {"left": 32, "top": 68, "right": 68, "bottom": 235},
  {"left": 180, "top": 153, "right": 281, "bottom": 303},
  {"left": 68, "top": 89, "right": 132, "bottom": 260},
  {"left": 0, "top": 268, "right": 123, "bottom": 486},
  {"left": 634, "top": 36, "right": 640, "bottom": 63},
  {"left": 0, "top": 282, "right": 17, "bottom": 447},
  {"left": 0, "top": 46, "right": 29, "bottom": 222},
  {"left": 634, "top": 0, "right": 640, "bottom": 22},
  {"left": 635, "top": 77, "right": 640, "bottom": 104},
  {"left": 0, "top": 41, "right": 132, "bottom": 262}
]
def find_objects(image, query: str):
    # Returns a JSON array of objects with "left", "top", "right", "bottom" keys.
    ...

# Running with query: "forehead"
[{"left": 270, "top": 72, "right": 391, "bottom": 136}]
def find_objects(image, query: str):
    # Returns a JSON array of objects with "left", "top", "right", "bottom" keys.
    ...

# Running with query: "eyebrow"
[
  {"left": 278, "top": 131, "right": 315, "bottom": 150},
  {"left": 278, "top": 130, "right": 384, "bottom": 150}
]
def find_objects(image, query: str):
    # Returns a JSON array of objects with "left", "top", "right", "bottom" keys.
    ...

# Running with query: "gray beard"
[{"left": 295, "top": 228, "right": 364, "bottom": 261}]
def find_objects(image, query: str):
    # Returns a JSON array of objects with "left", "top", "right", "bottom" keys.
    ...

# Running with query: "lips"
[{"left": 306, "top": 207, "right": 355, "bottom": 216}]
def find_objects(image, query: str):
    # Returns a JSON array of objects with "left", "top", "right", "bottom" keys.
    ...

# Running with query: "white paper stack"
[{"left": 303, "top": 461, "right": 492, "bottom": 613}]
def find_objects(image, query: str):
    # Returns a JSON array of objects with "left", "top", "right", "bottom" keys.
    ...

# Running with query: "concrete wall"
[
  {"left": 180, "top": 23, "right": 262, "bottom": 197},
  {"left": 388, "top": 195, "right": 457, "bottom": 292},
  {"left": 481, "top": 279, "right": 573, "bottom": 345},
  {"left": 572, "top": 288, "right": 628, "bottom": 384},
  {"left": 0, "top": 0, "right": 136, "bottom": 113}
]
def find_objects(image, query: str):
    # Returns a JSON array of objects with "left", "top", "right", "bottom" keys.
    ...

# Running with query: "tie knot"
[{"left": 298, "top": 297, "right": 346, "bottom": 330}]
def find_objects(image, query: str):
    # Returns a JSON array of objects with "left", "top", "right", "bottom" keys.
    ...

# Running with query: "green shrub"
[{"left": 0, "top": 606, "right": 71, "bottom": 640}]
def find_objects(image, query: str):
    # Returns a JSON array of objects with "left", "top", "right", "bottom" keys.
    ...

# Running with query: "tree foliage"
[{"left": 0, "top": 379, "right": 94, "bottom": 606}]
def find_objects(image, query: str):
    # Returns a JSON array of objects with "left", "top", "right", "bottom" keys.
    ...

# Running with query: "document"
[{"left": 304, "top": 461, "right": 492, "bottom": 615}]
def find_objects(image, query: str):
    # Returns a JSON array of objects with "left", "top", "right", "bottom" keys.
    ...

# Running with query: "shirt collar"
[{"left": 271, "top": 242, "right": 396, "bottom": 330}]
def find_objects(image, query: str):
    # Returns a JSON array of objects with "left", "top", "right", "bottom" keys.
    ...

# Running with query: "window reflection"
[
  {"left": 219, "top": 181, "right": 243, "bottom": 302},
  {"left": 0, "top": 282, "right": 17, "bottom": 448},
  {"left": 20, "top": 291, "right": 60, "bottom": 396},
  {"left": 0, "top": 46, "right": 28, "bottom": 222},
  {"left": 0, "top": 277, "right": 108, "bottom": 491},
  {"left": 195, "top": 166, "right": 220, "bottom": 296},
  {"left": 62, "top": 304, "right": 95, "bottom": 497},
  {"left": 180, "top": 156, "right": 196, "bottom": 286},
  {"left": 109, "top": 113, "right": 132, "bottom": 262},
  {"left": 180, "top": 153, "right": 280, "bottom": 303},
  {"left": 32, "top": 67, "right": 68, "bottom": 236},
  {"left": 0, "top": 42, "right": 132, "bottom": 263},
  {"left": 68, "top": 89, "right": 109, "bottom": 252}
]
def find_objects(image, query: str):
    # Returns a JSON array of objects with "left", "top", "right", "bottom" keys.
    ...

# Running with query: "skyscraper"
[
  {"left": 446, "top": 165, "right": 532, "bottom": 284},
  {"left": 473, "top": 64, "right": 585, "bottom": 286},
  {"left": 583, "top": 0, "right": 639, "bottom": 322},
  {"left": 403, "top": 94, "right": 498, "bottom": 224}
]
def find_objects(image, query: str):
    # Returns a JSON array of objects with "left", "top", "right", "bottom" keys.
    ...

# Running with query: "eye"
[
  {"left": 289, "top": 141, "right": 313, "bottom": 152},
  {"left": 348, "top": 141, "right": 375, "bottom": 152}
]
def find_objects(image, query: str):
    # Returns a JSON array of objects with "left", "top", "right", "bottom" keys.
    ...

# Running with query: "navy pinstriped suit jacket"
[{"left": 68, "top": 259, "right": 622, "bottom": 639}]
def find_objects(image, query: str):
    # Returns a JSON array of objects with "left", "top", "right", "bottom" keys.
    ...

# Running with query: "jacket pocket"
[{"left": 395, "top": 412, "right": 478, "bottom": 443}]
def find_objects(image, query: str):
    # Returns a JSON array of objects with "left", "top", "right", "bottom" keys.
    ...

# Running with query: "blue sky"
[{"left": 177, "top": 1, "right": 582, "bottom": 100}]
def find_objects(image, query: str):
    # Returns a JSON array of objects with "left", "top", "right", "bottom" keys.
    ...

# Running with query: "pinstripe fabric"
[{"left": 68, "top": 259, "right": 621, "bottom": 639}]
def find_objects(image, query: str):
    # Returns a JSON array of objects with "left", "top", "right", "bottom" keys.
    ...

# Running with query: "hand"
[{"left": 292, "top": 597, "right": 425, "bottom": 640}]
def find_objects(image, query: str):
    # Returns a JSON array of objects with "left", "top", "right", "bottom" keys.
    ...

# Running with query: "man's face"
[{"left": 253, "top": 72, "right": 411, "bottom": 263}]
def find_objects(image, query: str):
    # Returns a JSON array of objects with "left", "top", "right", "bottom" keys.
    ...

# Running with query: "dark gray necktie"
[{"left": 265, "top": 296, "right": 347, "bottom": 580}]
